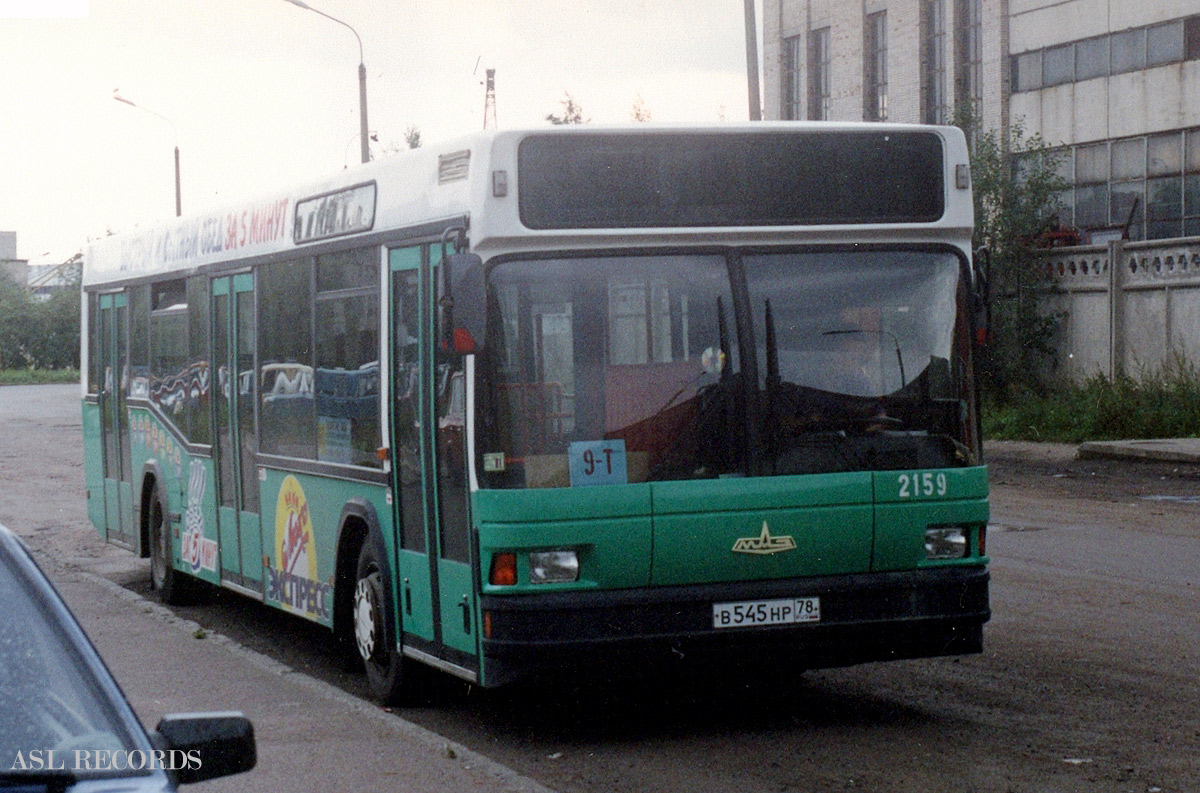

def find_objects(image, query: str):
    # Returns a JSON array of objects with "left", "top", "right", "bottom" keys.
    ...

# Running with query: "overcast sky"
[{"left": 0, "top": 0, "right": 763, "bottom": 265}]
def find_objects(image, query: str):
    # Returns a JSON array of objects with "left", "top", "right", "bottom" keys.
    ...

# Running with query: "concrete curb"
[
  {"left": 57, "top": 558, "right": 558, "bottom": 793},
  {"left": 1077, "top": 438, "right": 1200, "bottom": 464}
]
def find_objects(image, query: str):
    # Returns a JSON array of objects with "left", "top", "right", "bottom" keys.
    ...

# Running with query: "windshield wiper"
[{"left": 763, "top": 298, "right": 781, "bottom": 459}]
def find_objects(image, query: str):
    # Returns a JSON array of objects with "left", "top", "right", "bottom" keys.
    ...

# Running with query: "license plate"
[{"left": 712, "top": 597, "right": 821, "bottom": 629}]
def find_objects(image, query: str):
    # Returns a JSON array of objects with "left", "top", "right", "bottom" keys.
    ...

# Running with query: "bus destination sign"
[{"left": 293, "top": 181, "right": 377, "bottom": 244}]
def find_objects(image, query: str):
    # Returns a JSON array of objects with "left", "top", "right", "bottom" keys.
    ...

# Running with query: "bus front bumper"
[{"left": 479, "top": 566, "right": 989, "bottom": 686}]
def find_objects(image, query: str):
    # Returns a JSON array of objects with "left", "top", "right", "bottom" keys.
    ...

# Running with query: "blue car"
[{"left": 0, "top": 523, "right": 256, "bottom": 791}]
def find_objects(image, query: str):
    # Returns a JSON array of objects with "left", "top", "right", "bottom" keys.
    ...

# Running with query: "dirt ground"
[{"left": 3, "top": 385, "right": 1199, "bottom": 793}]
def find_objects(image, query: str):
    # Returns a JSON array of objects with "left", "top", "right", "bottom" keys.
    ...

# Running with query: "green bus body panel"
[
  {"left": 438, "top": 559, "right": 478, "bottom": 655},
  {"left": 82, "top": 402, "right": 106, "bottom": 533},
  {"left": 872, "top": 465, "right": 989, "bottom": 571},
  {"left": 651, "top": 472, "right": 873, "bottom": 514},
  {"left": 649, "top": 473, "right": 874, "bottom": 585},
  {"left": 873, "top": 500, "right": 990, "bottom": 571},
  {"left": 103, "top": 480, "right": 121, "bottom": 539},
  {"left": 474, "top": 485, "right": 654, "bottom": 592},
  {"left": 181, "top": 456, "right": 221, "bottom": 586},
  {"left": 473, "top": 466, "right": 988, "bottom": 593},
  {"left": 396, "top": 549, "right": 434, "bottom": 641},
  {"left": 478, "top": 515, "right": 653, "bottom": 593},
  {"left": 240, "top": 511, "right": 263, "bottom": 584},
  {"left": 128, "top": 408, "right": 208, "bottom": 580},
  {"left": 259, "top": 468, "right": 388, "bottom": 629},
  {"left": 218, "top": 506, "right": 240, "bottom": 573},
  {"left": 651, "top": 505, "right": 873, "bottom": 586},
  {"left": 473, "top": 484, "right": 652, "bottom": 523},
  {"left": 872, "top": 466, "right": 989, "bottom": 503}
]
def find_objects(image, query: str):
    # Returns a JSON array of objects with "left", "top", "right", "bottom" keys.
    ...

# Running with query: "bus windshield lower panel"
[{"left": 476, "top": 249, "right": 977, "bottom": 490}]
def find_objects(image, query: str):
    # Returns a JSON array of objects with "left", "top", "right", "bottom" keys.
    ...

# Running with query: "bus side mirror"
[{"left": 443, "top": 252, "right": 487, "bottom": 354}]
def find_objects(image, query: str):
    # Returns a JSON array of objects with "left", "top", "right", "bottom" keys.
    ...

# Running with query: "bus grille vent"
[{"left": 438, "top": 150, "right": 471, "bottom": 184}]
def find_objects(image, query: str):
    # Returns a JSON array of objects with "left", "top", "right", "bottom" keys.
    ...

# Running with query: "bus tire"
[
  {"left": 148, "top": 489, "right": 193, "bottom": 605},
  {"left": 354, "top": 541, "right": 406, "bottom": 705}
]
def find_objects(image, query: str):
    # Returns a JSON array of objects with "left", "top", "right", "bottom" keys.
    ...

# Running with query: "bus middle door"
[
  {"left": 98, "top": 291, "right": 135, "bottom": 547},
  {"left": 212, "top": 274, "right": 262, "bottom": 588}
]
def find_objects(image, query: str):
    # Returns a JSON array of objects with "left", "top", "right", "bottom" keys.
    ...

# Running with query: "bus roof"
[{"left": 83, "top": 122, "right": 973, "bottom": 289}]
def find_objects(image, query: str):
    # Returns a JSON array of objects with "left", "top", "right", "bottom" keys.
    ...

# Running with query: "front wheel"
[{"left": 354, "top": 541, "right": 407, "bottom": 705}]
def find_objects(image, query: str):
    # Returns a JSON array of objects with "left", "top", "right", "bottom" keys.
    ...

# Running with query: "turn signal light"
[{"left": 489, "top": 552, "right": 517, "bottom": 586}]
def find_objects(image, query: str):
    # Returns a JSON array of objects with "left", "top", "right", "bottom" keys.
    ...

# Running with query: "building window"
[
  {"left": 1012, "top": 16, "right": 1200, "bottom": 93},
  {"left": 1058, "top": 129, "right": 1200, "bottom": 241},
  {"left": 1012, "top": 50, "right": 1042, "bottom": 91},
  {"left": 1111, "top": 138, "right": 1145, "bottom": 239},
  {"left": 1147, "top": 20, "right": 1184, "bottom": 67},
  {"left": 808, "top": 27, "right": 830, "bottom": 120},
  {"left": 1110, "top": 28, "right": 1146, "bottom": 74},
  {"left": 1073, "top": 143, "right": 1109, "bottom": 230},
  {"left": 922, "top": 0, "right": 947, "bottom": 124},
  {"left": 1042, "top": 43, "right": 1074, "bottom": 86},
  {"left": 1075, "top": 36, "right": 1109, "bottom": 81},
  {"left": 865, "top": 12, "right": 888, "bottom": 121},
  {"left": 955, "top": 0, "right": 982, "bottom": 115},
  {"left": 1186, "top": 130, "right": 1200, "bottom": 236},
  {"left": 782, "top": 35, "right": 804, "bottom": 120}
]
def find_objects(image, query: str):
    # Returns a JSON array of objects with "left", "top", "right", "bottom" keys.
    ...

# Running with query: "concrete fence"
[{"left": 1038, "top": 237, "right": 1200, "bottom": 383}]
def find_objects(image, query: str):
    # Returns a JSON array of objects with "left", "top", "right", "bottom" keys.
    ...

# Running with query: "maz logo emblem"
[{"left": 731, "top": 522, "right": 797, "bottom": 555}]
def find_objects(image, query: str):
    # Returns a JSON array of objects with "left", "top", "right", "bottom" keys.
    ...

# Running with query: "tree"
[
  {"left": 545, "top": 92, "right": 589, "bottom": 125},
  {"left": 404, "top": 125, "right": 422, "bottom": 149},
  {"left": 961, "top": 110, "right": 1070, "bottom": 397},
  {"left": 27, "top": 256, "right": 82, "bottom": 370},
  {"left": 0, "top": 256, "right": 82, "bottom": 370},
  {"left": 0, "top": 268, "right": 33, "bottom": 369}
]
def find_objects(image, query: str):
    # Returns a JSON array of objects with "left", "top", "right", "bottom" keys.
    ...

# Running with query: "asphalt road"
[{"left": 2, "top": 384, "right": 1198, "bottom": 792}]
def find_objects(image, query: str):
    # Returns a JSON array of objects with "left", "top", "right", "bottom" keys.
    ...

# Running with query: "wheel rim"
[{"left": 354, "top": 575, "right": 381, "bottom": 662}]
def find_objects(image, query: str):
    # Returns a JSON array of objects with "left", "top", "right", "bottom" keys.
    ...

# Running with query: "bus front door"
[
  {"left": 98, "top": 292, "right": 135, "bottom": 547},
  {"left": 390, "top": 244, "right": 479, "bottom": 676},
  {"left": 212, "top": 274, "right": 262, "bottom": 588}
]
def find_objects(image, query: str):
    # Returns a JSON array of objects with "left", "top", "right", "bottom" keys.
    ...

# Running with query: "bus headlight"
[
  {"left": 529, "top": 550, "right": 579, "bottom": 584},
  {"left": 925, "top": 527, "right": 968, "bottom": 559}
]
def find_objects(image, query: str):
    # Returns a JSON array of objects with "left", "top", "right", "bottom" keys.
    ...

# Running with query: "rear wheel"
[
  {"left": 148, "top": 490, "right": 193, "bottom": 605},
  {"left": 354, "top": 541, "right": 407, "bottom": 705}
]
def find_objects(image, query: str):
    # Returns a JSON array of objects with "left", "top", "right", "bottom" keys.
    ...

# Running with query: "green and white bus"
[{"left": 82, "top": 123, "right": 990, "bottom": 701}]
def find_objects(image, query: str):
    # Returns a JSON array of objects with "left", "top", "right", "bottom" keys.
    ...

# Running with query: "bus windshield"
[{"left": 477, "top": 248, "right": 977, "bottom": 489}]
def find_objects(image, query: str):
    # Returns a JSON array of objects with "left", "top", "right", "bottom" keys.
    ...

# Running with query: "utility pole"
[
  {"left": 745, "top": 0, "right": 762, "bottom": 120},
  {"left": 483, "top": 69, "right": 497, "bottom": 130}
]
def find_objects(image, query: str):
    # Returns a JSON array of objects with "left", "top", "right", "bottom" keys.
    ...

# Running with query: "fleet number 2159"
[{"left": 898, "top": 472, "right": 948, "bottom": 498}]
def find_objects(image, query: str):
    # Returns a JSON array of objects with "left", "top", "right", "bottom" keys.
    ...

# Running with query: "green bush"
[
  {"left": 984, "top": 359, "right": 1200, "bottom": 442},
  {"left": 0, "top": 368, "right": 80, "bottom": 386}
]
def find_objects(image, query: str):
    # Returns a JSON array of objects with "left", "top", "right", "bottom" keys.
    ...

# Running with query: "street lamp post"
[
  {"left": 112, "top": 91, "right": 182, "bottom": 216},
  {"left": 744, "top": 0, "right": 762, "bottom": 121},
  {"left": 283, "top": 0, "right": 370, "bottom": 164}
]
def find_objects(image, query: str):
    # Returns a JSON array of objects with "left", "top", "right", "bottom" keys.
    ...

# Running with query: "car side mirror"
[{"left": 153, "top": 712, "right": 256, "bottom": 785}]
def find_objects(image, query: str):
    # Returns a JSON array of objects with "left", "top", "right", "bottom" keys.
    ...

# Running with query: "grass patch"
[
  {"left": 0, "top": 368, "right": 80, "bottom": 386},
  {"left": 984, "top": 361, "right": 1200, "bottom": 442}
]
